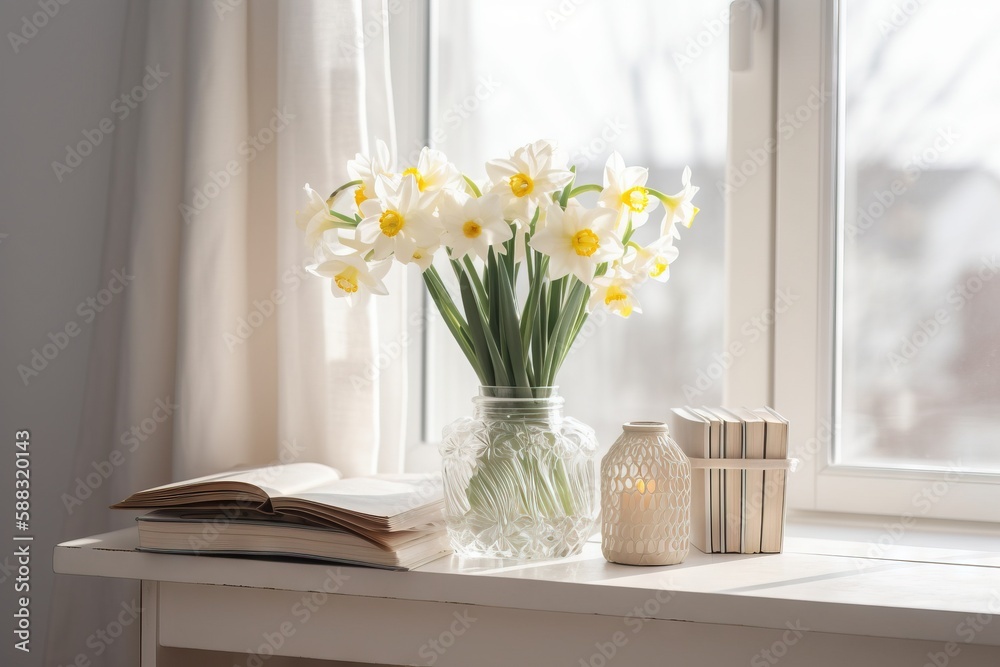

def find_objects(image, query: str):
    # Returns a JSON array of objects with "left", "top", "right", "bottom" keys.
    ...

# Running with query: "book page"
[
  {"left": 135, "top": 462, "right": 342, "bottom": 498},
  {"left": 276, "top": 474, "right": 443, "bottom": 518}
]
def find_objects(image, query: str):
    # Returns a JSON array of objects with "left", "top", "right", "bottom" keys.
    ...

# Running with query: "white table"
[{"left": 54, "top": 529, "right": 1000, "bottom": 666}]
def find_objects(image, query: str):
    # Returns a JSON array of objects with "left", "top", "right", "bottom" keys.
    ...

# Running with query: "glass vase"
[{"left": 440, "top": 386, "right": 599, "bottom": 559}]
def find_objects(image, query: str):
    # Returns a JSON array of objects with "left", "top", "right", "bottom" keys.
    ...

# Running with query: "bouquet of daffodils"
[{"left": 297, "top": 140, "right": 698, "bottom": 395}]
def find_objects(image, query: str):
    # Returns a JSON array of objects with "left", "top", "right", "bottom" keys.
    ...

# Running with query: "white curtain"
[{"left": 48, "top": 1, "right": 407, "bottom": 664}]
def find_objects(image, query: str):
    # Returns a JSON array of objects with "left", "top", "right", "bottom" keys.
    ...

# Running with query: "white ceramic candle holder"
[{"left": 601, "top": 421, "right": 692, "bottom": 566}]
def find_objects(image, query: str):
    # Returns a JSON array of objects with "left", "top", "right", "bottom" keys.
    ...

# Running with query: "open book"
[
  {"left": 112, "top": 463, "right": 445, "bottom": 535},
  {"left": 113, "top": 463, "right": 449, "bottom": 570}
]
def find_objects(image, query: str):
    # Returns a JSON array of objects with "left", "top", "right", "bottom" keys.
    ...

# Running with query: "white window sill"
[
  {"left": 785, "top": 510, "right": 1000, "bottom": 568},
  {"left": 56, "top": 526, "right": 1000, "bottom": 649}
]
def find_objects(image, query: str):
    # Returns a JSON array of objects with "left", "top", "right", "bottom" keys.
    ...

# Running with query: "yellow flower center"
[
  {"left": 462, "top": 220, "right": 482, "bottom": 239},
  {"left": 650, "top": 259, "right": 669, "bottom": 278},
  {"left": 354, "top": 184, "right": 367, "bottom": 209},
  {"left": 334, "top": 267, "right": 359, "bottom": 294},
  {"left": 403, "top": 167, "right": 427, "bottom": 191},
  {"left": 621, "top": 186, "right": 649, "bottom": 213},
  {"left": 604, "top": 285, "right": 632, "bottom": 317},
  {"left": 379, "top": 209, "right": 404, "bottom": 237},
  {"left": 509, "top": 173, "right": 533, "bottom": 198},
  {"left": 571, "top": 229, "right": 600, "bottom": 257}
]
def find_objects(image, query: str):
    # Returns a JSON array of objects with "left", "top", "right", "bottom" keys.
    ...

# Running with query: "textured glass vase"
[
  {"left": 601, "top": 421, "right": 691, "bottom": 565},
  {"left": 440, "top": 387, "right": 599, "bottom": 559}
]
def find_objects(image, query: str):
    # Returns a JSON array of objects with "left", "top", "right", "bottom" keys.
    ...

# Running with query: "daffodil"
[
  {"left": 400, "top": 147, "right": 463, "bottom": 203},
  {"left": 299, "top": 138, "right": 702, "bottom": 395},
  {"left": 295, "top": 184, "right": 353, "bottom": 249},
  {"left": 396, "top": 242, "right": 440, "bottom": 272},
  {"left": 598, "top": 152, "right": 659, "bottom": 231},
  {"left": 624, "top": 235, "right": 680, "bottom": 283},
  {"left": 659, "top": 166, "right": 700, "bottom": 234},
  {"left": 439, "top": 193, "right": 512, "bottom": 261},
  {"left": 347, "top": 139, "right": 395, "bottom": 213},
  {"left": 588, "top": 267, "right": 644, "bottom": 318},
  {"left": 357, "top": 175, "right": 440, "bottom": 262},
  {"left": 529, "top": 202, "right": 621, "bottom": 284},
  {"left": 486, "top": 140, "right": 573, "bottom": 223},
  {"left": 308, "top": 251, "right": 391, "bottom": 305}
]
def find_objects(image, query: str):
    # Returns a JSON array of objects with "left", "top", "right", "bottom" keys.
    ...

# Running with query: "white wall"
[{"left": 0, "top": 0, "right": 129, "bottom": 663}]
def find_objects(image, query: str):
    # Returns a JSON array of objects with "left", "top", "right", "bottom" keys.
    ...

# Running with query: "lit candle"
[{"left": 601, "top": 422, "right": 691, "bottom": 566}]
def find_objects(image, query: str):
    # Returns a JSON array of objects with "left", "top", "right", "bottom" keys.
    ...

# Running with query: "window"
[
  {"left": 418, "top": 0, "right": 741, "bottom": 452},
  {"left": 838, "top": 0, "right": 1000, "bottom": 473},
  {"left": 776, "top": 0, "right": 1000, "bottom": 521},
  {"left": 403, "top": 0, "right": 1000, "bottom": 524}
]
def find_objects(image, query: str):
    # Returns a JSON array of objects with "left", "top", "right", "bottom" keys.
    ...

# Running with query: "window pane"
[
  {"left": 425, "top": 0, "right": 728, "bottom": 447},
  {"left": 839, "top": 0, "right": 1000, "bottom": 472}
]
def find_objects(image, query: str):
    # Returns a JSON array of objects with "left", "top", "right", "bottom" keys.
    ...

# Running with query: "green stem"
[
  {"left": 620, "top": 218, "right": 635, "bottom": 247},
  {"left": 326, "top": 180, "right": 363, "bottom": 206},
  {"left": 567, "top": 183, "right": 603, "bottom": 199},
  {"left": 558, "top": 166, "right": 577, "bottom": 209}
]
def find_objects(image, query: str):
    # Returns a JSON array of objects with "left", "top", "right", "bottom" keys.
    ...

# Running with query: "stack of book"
[
  {"left": 112, "top": 463, "right": 450, "bottom": 570},
  {"left": 670, "top": 407, "right": 790, "bottom": 554}
]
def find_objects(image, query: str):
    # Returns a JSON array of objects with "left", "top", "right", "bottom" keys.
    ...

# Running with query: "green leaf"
[
  {"left": 422, "top": 270, "right": 484, "bottom": 383},
  {"left": 547, "top": 276, "right": 564, "bottom": 338},
  {"left": 462, "top": 256, "right": 488, "bottom": 308},
  {"left": 498, "top": 266, "right": 532, "bottom": 395},
  {"left": 542, "top": 278, "right": 588, "bottom": 385},
  {"left": 487, "top": 249, "right": 503, "bottom": 360},
  {"left": 519, "top": 253, "right": 548, "bottom": 353},
  {"left": 532, "top": 288, "right": 547, "bottom": 388},
  {"left": 329, "top": 210, "right": 361, "bottom": 226},
  {"left": 458, "top": 270, "right": 495, "bottom": 387},
  {"left": 555, "top": 292, "right": 590, "bottom": 375},
  {"left": 462, "top": 175, "right": 483, "bottom": 197}
]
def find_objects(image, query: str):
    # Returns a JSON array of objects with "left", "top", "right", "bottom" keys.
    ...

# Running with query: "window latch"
[{"left": 730, "top": 0, "right": 764, "bottom": 73}]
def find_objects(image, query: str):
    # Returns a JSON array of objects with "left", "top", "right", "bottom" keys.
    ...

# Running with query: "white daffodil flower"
[
  {"left": 296, "top": 183, "right": 350, "bottom": 249},
  {"left": 396, "top": 242, "right": 440, "bottom": 272},
  {"left": 529, "top": 202, "right": 621, "bottom": 284},
  {"left": 308, "top": 251, "right": 391, "bottom": 305},
  {"left": 439, "top": 192, "right": 512, "bottom": 261},
  {"left": 588, "top": 267, "right": 644, "bottom": 318},
  {"left": 317, "top": 229, "right": 372, "bottom": 257},
  {"left": 659, "top": 166, "right": 700, "bottom": 234},
  {"left": 598, "top": 152, "right": 659, "bottom": 231},
  {"left": 401, "top": 147, "right": 463, "bottom": 203},
  {"left": 357, "top": 174, "right": 441, "bottom": 262},
  {"left": 347, "top": 139, "right": 395, "bottom": 213},
  {"left": 624, "top": 235, "right": 680, "bottom": 283},
  {"left": 486, "top": 140, "right": 573, "bottom": 223}
]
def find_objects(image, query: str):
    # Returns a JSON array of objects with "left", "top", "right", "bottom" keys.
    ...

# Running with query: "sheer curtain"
[{"left": 48, "top": 1, "right": 407, "bottom": 664}]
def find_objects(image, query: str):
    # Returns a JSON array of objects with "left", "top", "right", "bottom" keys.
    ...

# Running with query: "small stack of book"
[
  {"left": 112, "top": 463, "right": 450, "bottom": 570},
  {"left": 670, "top": 407, "right": 790, "bottom": 554}
]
